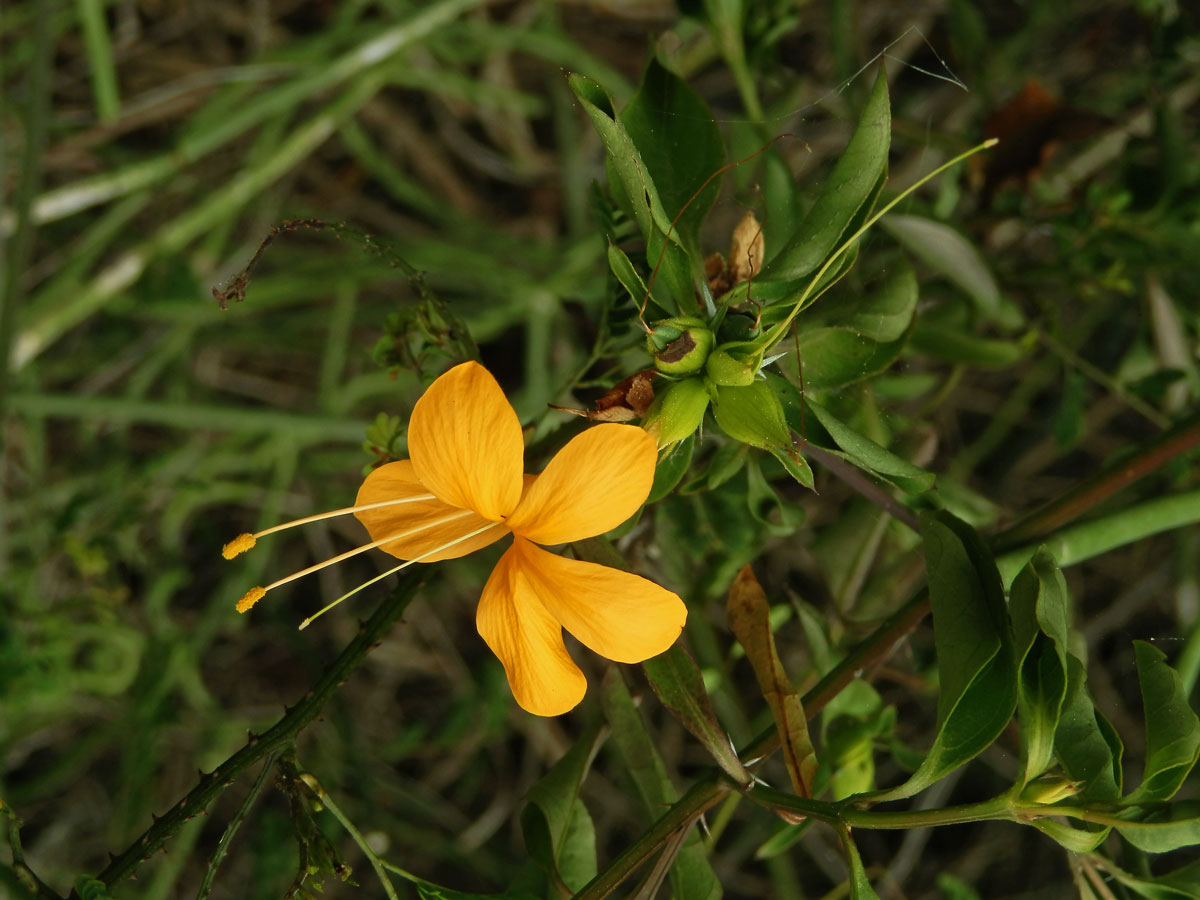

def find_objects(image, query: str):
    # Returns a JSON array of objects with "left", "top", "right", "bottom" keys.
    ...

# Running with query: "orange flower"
[{"left": 224, "top": 361, "right": 687, "bottom": 716}]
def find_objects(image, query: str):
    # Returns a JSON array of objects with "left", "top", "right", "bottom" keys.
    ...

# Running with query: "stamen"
[
  {"left": 237, "top": 586, "right": 266, "bottom": 613},
  {"left": 223, "top": 533, "right": 257, "bottom": 560},
  {"left": 221, "top": 494, "right": 439, "bottom": 559},
  {"left": 260, "top": 510, "right": 476, "bottom": 595},
  {"left": 298, "top": 521, "right": 504, "bottom": 630}
]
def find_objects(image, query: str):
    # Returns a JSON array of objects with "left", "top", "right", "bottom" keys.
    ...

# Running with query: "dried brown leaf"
[
  {"left": 550, "top": 370, "right": 657, "bottom": 421},
  {"left": 727, "top": 565, "right": 818, "bottom": 798}
]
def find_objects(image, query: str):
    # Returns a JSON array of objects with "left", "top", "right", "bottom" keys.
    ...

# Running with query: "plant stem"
[
  {"left": 92, "top": 576, "right": 421, "bottom": 891},
  {"left": 1, "top": 801, "right": 64, "bottom": 900},
  {"left": 297, "top": 772, "right": 400, "bottom": 900},
  {"left": 194, "top": 752, "right": 280, "bottom": 900},
  {"left": 839, "top": 794, "right": 1015, "bottom": 830}
]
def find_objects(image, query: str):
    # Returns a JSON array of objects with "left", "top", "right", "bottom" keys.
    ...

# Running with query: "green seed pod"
[
  {"left": 705, "top": 347, "right": 757, "bottom": 387},
  {"left": 642, "top": 377, "right": 711, "bottom": 448},
  {"left": 647, "top": 317, "right": 715, "bottom": 376},
  {"left": 712, "top": 381, "right": 792, "bottom": 451}
]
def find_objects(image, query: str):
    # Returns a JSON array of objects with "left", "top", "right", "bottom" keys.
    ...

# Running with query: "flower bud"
[
  {"left": 647, "top": 317, "right": 715, "bottom": 376},
  {"left": 642, "top": 378, "right": 711, "bottom": 448},
  {"left": 1019, "top": 775, "right": 1082, "bottom": 806},
  {"left": 705, "top": 347, "right": 758, "bottom": 387},
  {"left": 712, "top": 381, "right": 792, "bottom": 451}
]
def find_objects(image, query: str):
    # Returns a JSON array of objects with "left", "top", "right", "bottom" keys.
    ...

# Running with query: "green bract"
[
  {"left": 647, "top": 317, "right": 716, "bottom": 375},
  {"left": 711, "top": 381, "right": 792, "bottom": 451},
  {"left": 643, "top": 378, "right": 711, "bottom": 448},
  {"left": 705, "top": 346, "right": 759, "bottom": 387}
]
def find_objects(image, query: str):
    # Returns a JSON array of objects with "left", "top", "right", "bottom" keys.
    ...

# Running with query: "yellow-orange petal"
[
  {"left": 355, "top": 460, "right": 508, "bottom": 562},
  {"left": 506, "top": 423, "right": 657, "bottom": 545},
  {"left": 408, "top": 361, "right": 525, "bottom": 522},
  {"left": 477, "top": 542, "right": 588, "bottom": 716},
  {"left": 514, "top": 538, "right": 686, "bottom": 664}
]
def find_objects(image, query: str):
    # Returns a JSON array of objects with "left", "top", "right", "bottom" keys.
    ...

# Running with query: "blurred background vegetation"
[{"left": 2, "top": 1, "right": 1198, "bottom": 898}]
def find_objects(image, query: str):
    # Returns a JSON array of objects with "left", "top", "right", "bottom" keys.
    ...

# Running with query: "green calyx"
[
  {"left": 647, "top": 317, "right": 716, "bottom": 375},
  {"left": 712, "top": 381, "right": 792, "bottom": 452},
  {"left": 705, "top": 344, "right": 762, "bottom": 387},
  {"left": 642, "top": 377, "right": 711, "bottom": 448}
]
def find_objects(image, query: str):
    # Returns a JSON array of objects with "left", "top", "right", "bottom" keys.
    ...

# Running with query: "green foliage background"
[{"left": 2, "top": 1, "right": 1199, "bottom": 899}]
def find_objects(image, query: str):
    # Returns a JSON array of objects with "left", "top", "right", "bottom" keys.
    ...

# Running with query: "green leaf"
[
  {"left": 1009, "top": 550, "right": 1071, "bottom": 783},
  {"left": 607, "top": 242, "right": 667, "bottom": 317},
  {"left": 1116, "top": 802, "right": 1200, "bottom": 853},
  {"left": 620, "top": 59, "right": 724, "bottom": 252},
  {"left": 909, "top": 320, "right": 1026, "bottom": 367},
  {"left": 822, "top": 262, "right": 918, "bottom": 342},
  {"left": 1123, "top": 641, "right": 1200, "bottom": 806},
  {"left": 1100, "top": 857, "right": 1200, "bottom": 900},
  {"left": 998, "top": 489, "right": 1200, "bottom": 588},
  {"left": 642, "top": 643, "right": 751, "bottom": 787},
  {"left": 1027, "top": 816, "right": 1110, "bottom": 853},
  {"left": 796, "top": 324, "right": 912, "bottom": 389},
  {"left": 881, "top": 214, "right": 1023, "bottom": 329},
  {"left": 1055, "top": 655, "right": 1123, "bottom": 803},
  {"left": 843, "top": 831, "right": 882, "bottom": 900},
  {"left": 1156, "top": 858, "right": 1200, "bottom": 897},
  {"left": 712, "top": 380, "right": 793, "bottom": 452},
  {"left": 803, "top": 395, "right": 936, "bottom": 493},
  {"left": 520, "top": 723, "right": 605, "bottom": 892},
  {"left": 745, "top": 455, "right": 805, "bottom": 535},
  {"left": 599, "top": 669, "right": 722, "bottom": 900},
  {"left": 648, "top": 434, "right": 696, "bottom": 503},
  {"left": 873, "top": 512, "right": 1017, "bottom": 800},
  {"left": 768, "top": 446, "right": 815, "bottom": 489},
  {"left": 763, "top": 67, "right": 890, "bottom": 284},
  {"left": 570, "top": 73, "right": 693, "bottom": 311}
]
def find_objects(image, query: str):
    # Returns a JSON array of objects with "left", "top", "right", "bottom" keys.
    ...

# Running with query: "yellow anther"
[
  {"left": 222, "top": 533, "right": 257, "bottom": 560},
  {"left": 236, "top": 586, "right": 266, "bottom": 613}
]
